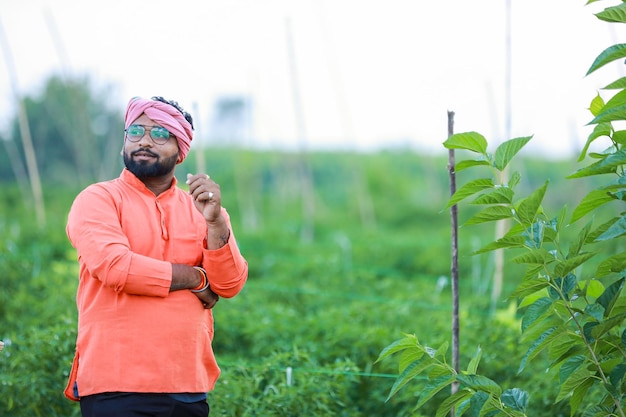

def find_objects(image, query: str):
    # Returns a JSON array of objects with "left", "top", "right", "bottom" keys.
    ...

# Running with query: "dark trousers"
[{"left": 80, "top": 392, "right": 209, "bottom": 417}]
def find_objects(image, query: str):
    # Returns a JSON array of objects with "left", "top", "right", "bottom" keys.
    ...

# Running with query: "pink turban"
[{"left": 124, "top": 96, "right": 193, "bottom": 163}]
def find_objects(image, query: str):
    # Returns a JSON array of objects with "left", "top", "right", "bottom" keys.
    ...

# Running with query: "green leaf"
[
  {"left": 434, "top": 341, "right": 449, "bottom": 359},
  {"left": 464, "top": 205, "right": 513, "bottom": 226},
  {"left": 501, "top": 388, "right": 529, "bottom": 413},
  {"left": 585, "top": 303, "right": 605, "bottom": 321},
  {"left": 543, "top": 223, "right": 558, "bottom": 244},
  {"left": 586, "top": 43, "right": 626, "bottom": 76},
  {"left": 556, "top": 366, "right": 595, "bottom": 402},
  {"left": 596, "top": 253, "right": 626, "bottom": 277},
  {"left": 494, "top": 136, "right": 533, "bottom": 171},
  {"left": 521, "top": 297, "right": 553, "bottom": 333},
  {"left": 595, "top": 3, "right": 626, "bottom": 23},
  {"left": 518, "top": 327, "right": 557, "bottom": 373},
  {"left": 599, "top": 87, "right": 626, "bottom": 112},
  {"left": 511, "top": 276, "right": 550, "bottom": 299},
  {"left": 444, "top": 132, "right": 488, "bottom": 154},
  {"left": 511, "top": 249, "right": 554, "bottom": 265},
  {"left": 466, "top": 346, "right": 482, "bottom": 374},
  {"left": 589, "top": 92, "right": 606, "bottom": 117},
  {"left": 523, "top": 313, "right": 563, "bottom": 347},
  {"left": 414, "top": 374, "right": 457, "bottom": 409},
  {"left": 596, "top": 277, "right": 625, "bottom": 316},
  {"left": 568, "top": 149, "right": 626, "bottom": 178},
  {"left": 456, "top": 374, "right": 502, "bottom": 396},
  {"left": 456, "top": 159, "right": 491, "bottom": 172},
  {"left": 549, "top": 334, "right": 583, "bottom": 365},
  {"left": 604, "top": 76, "right": 626, "bottom": 90},
  {"left": 588, "top": 103, "right": 626, "bottom": 125},
  {"left": 609, "top": 363, "right": 626, "bottom": 388},
  {"left": 569, "top": 377, "right": 595, "bottom": 414},
  {"left": 613, "top": 129, "right": 626, "bottom": 146},
  {"left": 473, "top": 235, "right": 525, "bottom": 255},
  {"left": 555, "top": 206, "right": 568, "bottom": 234},
  {"left": 584, "top": 279, "right": 605, "bottom": 299},
  {"left": 435, "top": 389, "right": 473, "bottom": 417},
  {"left": 506, "top": 222, "right": 527, "bottom": 237},
  {"left": 567, "top": 220, "right": 593, "bottom": 257},
  {"left": 398, "top": 346, "right": 427, "bottom": 373},
  {"left": 553, "top": 253, "right": 595, "bottom": 278},
  {"left": 583, "top": 321, "right": 599, "bottom": 343},
  {"left": 582, "top": 405, "right": 612, "bottom": 417},
  {"left": 453, "top": 396, "right": 472, "bottom": 416},
  {"left": 465, "top": 391, "right": 489, "bottom": 417},
  {"left": 376, "top": 334, "right": 419, "bottom": 363},
  {"left": 588, "top": 149, "right": 617, "bottom": 159},
  {"left": 471, "top": 187, "right": 514, "bottom": 205},
  {"left": 596, "top": 215, "right": 626, "bottom": 241},
  {"left": 559, "top": 355, "right": 587, "bottom": 384},
  {"left": 570, "top": 189, "right": 615, "bottom": 223},
  {"left": 578, "top": 122, "right": 612, "bottom": 161},
  {"left": 428, "top": 363, "right": 451, "bottom": 379},
  {"left": 516, "top": 182, "right": 548, "bottom": 226},
  {"left": 590, "top": 313, "right": 626, "bottom": 339},
  {"left": 509, "top": 171, "right": 521, "bottom": 188},
  {"left": 548, "top": 274, "right": 577, "bottom": 301},
  {"left": 601, "top": 172, "right": 626, "bottom": 190},
  {"left": 523, "top": 220, "right": 545, "bottom": 249},
  {"left": 386, "top": 357, "right": 435, "bottom": 401},
  {"left": 587, "top": 217, "right": 621, "bottom": 243},
  {"left": 447, "top": 178, "right": 495, "bottom": 208}
]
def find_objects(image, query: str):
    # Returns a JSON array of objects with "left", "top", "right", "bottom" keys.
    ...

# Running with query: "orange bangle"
[{"left": 191, "top": 267, "right": 209, "bottom": 293}]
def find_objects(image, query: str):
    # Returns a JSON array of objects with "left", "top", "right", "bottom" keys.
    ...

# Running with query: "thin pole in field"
[
  {"left": 285, "top": 17, "right": 315, "bottom": 243},
  {"left": 193, "top": 101, "right": 206, "bottom": 174},
  {"left": 492, "top": 0, "right": 512, "bottom": 310},
  {"left": 447, "top": 110, "right": 460, "bottom": 405},
  {"left": 0, "top": 19, "right": 46, "bottom": 228}
]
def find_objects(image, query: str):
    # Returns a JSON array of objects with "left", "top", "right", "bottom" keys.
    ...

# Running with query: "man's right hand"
[{"left": 195, "top": 287, "right": 219, "bottom": 309}]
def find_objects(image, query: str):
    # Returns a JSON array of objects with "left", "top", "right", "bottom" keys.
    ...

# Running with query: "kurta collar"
[{"left": 120, "top": 169, "right": 178, "bottom": 197}]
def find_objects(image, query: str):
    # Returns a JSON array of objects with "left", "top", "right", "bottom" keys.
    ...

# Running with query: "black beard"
[{"left": 123, "top": 150, "right": 179, "bottom": 179}]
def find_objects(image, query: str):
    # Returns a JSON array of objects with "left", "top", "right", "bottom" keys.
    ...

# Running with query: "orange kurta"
[{"left": 64, "top": 169, "right": 248, "bottom": 400}]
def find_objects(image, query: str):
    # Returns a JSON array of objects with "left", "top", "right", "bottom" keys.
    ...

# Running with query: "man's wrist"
[
  {"left": 206, "top": 216, "right": 230, "bottom": 249},
  {"left": 191, "top": 267, "right": 209, "bottom": 293}
]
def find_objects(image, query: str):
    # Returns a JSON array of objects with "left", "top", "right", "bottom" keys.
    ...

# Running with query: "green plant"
[
  {"left": 207, "top": 350, "right": 362, "bottom": 417},
  {"left": 377, "top": 2, "right": 626, "bottom": 415}
]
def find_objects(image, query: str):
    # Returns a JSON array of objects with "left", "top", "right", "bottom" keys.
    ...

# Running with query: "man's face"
[{"left": 123, "top": 114, "right": 180, "bottom": 178}]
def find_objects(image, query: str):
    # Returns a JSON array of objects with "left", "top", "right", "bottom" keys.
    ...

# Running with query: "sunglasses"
[{"left": 124, "top": 124, "right": 173, "bottom": 145}]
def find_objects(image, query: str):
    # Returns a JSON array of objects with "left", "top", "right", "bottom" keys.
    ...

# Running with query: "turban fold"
[{"left": 124, "top": 97, "right": 193, "bottom": 163}]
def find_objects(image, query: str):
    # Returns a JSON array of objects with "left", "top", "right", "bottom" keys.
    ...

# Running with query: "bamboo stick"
[
  {"left": 447, "top": 110, "right": 460, "bottom": 406},
  {"left": 0, "top": 20, "right": 46, "bottom": 228},
  {"left": 285, "top": 17, "right": 315, "bottom": 243}
]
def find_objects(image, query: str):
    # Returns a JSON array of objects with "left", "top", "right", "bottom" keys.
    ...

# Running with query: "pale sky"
[{"left": 1, "top": 0, "right": 625, "bottom": 157}]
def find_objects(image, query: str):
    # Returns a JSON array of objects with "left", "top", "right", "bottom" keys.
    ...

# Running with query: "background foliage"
[
  {"left": 0, "top": 139, "right": 608, "bottom": 416},
  {"left": 377, "top": 2, "right": 626, "bottom": 416}
]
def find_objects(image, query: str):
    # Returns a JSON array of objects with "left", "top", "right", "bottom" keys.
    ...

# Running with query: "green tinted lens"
[
  {"left": 150, "top": 127, "right": 170, "bottom": 140},
  {"left": 127, "top": 125, "right": 145, "bottom": 137}
]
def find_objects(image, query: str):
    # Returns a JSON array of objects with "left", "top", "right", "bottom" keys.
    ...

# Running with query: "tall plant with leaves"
[{"left": 377, "top": 1, "right": 626, "bottom": 416}]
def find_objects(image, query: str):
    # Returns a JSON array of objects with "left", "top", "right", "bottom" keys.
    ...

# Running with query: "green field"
[{"left": 1, "top": 148, "right": 608, "bottom": 416}]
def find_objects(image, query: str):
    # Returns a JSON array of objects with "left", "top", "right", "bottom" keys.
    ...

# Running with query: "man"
[{"left": 64, "top": 96, "right": 248, "bottom": 417}]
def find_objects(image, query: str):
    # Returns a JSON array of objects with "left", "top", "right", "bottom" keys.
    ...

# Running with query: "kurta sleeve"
[
  {"left": 67, "top": 185, "right": 172, "bottom": 297},
  {"left": 202, "top": 208, "right": 248, "bottom": 298}
]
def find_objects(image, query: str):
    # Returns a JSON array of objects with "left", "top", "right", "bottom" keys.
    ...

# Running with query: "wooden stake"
[
  {"left": 285, "top": 17, "right": 315, "bottom": 243},
  {"left": 447, "top": 110, "right": 460, "bottom": 405},
  {"left": 0, "top": 20, "right": 45, "bottom": 228}
]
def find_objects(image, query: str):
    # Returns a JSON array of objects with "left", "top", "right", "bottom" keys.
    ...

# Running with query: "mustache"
[{"left": 131, "top": 149, "right": 158, "bottom": 158}]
